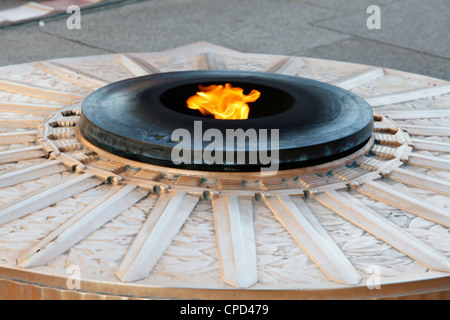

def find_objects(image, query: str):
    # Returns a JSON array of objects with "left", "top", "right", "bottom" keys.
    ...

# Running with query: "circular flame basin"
[{"left": 78, "top": 70, "right": 374, "bottom": 172}]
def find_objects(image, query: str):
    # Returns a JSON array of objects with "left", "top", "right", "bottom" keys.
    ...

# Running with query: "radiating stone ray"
[
  {"left": 0, "top": 173, "right": 102, "bottom": 226},
  {"left": 357, "top": 181, "right": 450, "bottom": 228},
  {"left": 264, "top": 194, "right": 361, "bottom": 285},
  {"left": 315, "top": 190, "right": 450, "bottom": 272},
  {"left": 331, "top": 67, "right": 384, "bottom": 90},
  {"left": 36, "top": 61, "right": 110, "bottom": 90},
  {"left": 0, "top": 160, "right": 67, "bottom": 188},
  {"left": 0, "top": 119, "right": 43, "bottom": 129},
  {"left": 0, "top": 146, "right": 47, "bottom": 164},
  {"left": 411, "top": 138, "right": 450, "bottom": 153},
  {"left": 0, "top": 101, "right": 61, "bottom": 115},
  {"left": 18, "top": 184, "right": 148, "bottom": 268},
  {"left": 0, "top": 131, "right": 37, "bottom": 145},
  {"left": 196, "top": 52, "right": 227, "bottom": 70},
  {"left": 366, "top": 84, "right": 450, "bottom": 107},
  {"left": 266, "top": 56, "right": 304, "bottom": 76},
  {"left": 401, "top": 125, "right": 450, "bottom": 137},
  {"left": 116, "top": 191, "right": 200, "bottom": 282},
  {"left": 116, "top": 53, "right": 162, "bottom": 77},
  {"left": 0, "top": 79, "right": 85, "bottom": 103},
  {"left": 407, "top": 153, "right": 450, "bottom": 171},
  {"left": 212, "top": 195, "right": 257, "bottom": 288},
  {"left": 383, "top": 109, "right": 450, "bottom": 120},
  {"left": 388, "top": 167, "right": 450, "bottom": 196}
]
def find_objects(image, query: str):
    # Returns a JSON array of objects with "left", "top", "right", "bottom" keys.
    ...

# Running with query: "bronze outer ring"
[{"left": 1, "top": 265, "right": 448, "bottom": 300}]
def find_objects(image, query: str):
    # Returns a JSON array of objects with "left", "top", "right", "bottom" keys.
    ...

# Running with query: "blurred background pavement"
[{"left": 0, "top": 0, "right": 448, "bottom": 80}]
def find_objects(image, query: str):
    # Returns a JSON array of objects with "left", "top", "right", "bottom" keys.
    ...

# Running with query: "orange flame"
[{"left": 186, "top": 83, "right": 260, "bottom": 120}]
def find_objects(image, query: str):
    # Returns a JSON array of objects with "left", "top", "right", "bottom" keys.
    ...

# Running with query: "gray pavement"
[
  {"left": 0, "top": 1, "right": 30, "bottom": 10},
  {"left": 0, "top": 0, "right": 449, "bottom": 80}
]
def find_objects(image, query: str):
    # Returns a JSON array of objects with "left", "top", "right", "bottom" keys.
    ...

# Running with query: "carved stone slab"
[{"left": 0, "top": 42, "right": 448, "bottom": 299}]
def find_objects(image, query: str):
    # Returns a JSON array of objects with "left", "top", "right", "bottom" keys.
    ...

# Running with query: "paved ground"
[{"left": 0, "top": 0, "right": 448, "bottom": 80}]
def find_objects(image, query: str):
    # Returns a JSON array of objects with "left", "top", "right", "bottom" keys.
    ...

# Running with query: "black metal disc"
[{"left": 78, "top": 71, "right": 373, "bottom": 171}]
